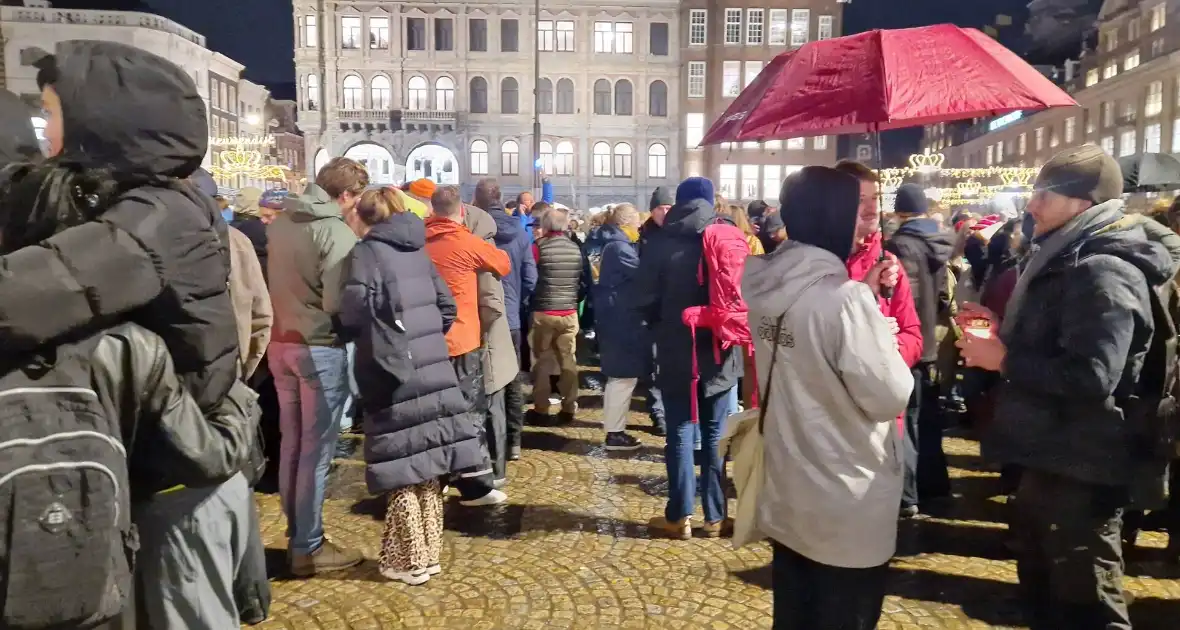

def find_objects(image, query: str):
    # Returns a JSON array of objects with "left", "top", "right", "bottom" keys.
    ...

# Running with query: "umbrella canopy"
[
  {"left": 1117, "top": 153, "right": 1180, "bottom": 192},
  {"left": 700, "top": 23, "right": 1077, "bottom": 145}
]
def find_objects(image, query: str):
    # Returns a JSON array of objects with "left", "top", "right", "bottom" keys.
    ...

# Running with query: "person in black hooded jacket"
[{"left": 0, "top": 40, "right": 237, "bottom": 413}]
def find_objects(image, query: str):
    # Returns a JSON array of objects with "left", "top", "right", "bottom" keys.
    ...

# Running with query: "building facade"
[
  {"left": 930, "top": 0, "right": 1179, "bottom": 172},
  {"left": 294, "top": 0, "right": 685, "bottom": 206},
  {"left": 680, "top": 0, "right": 845, "bottom": 203}
]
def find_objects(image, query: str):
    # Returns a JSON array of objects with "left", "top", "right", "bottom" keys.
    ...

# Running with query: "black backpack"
[
  {"left": 0, "top": 339, "right": 135, "bottom": 629},
  {"left": 1127, "top": 273, "right": 1180, "bottom": 510}
]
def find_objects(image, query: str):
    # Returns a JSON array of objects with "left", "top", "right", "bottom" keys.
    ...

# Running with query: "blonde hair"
[
  {"left": 589, "top": 211, "right": 610, "bottom": 230},
  {"left": 356, "top": 187, "right": 406, "bottom": 226},
  {"left": 608, "top": 203, "right": 641, "bottom": 228},
  {"left": 720, "top": 203, "right": 755, "bottom": 238}
]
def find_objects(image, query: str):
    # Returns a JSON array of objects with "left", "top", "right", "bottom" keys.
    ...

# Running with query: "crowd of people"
[{"left": 2, "top": 38, "right": 1180, "bottom": 630}]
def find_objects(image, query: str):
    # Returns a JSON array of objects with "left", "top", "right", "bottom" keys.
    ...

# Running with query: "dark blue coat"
[
  {"left": 631, "top": 199, "right": 742, "bottom": 399},
  {"left": 592, "top": 224, "right": 651, "bottom": 379},
  {"left": 487, "top": 203, "right": 537, "bottom": 331},
  {"left": 337, "top": 212, "right": 485, "bottom": 493}
]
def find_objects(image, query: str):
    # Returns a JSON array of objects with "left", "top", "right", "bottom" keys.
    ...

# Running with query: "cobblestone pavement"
[{"left": 252, "top": 385, "right": 1180, "bottom": 629}]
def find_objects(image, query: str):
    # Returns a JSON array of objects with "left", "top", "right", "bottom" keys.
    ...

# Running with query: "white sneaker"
[
  {"left": 380, "top": 567, "right": 430, "bottom": 585},
  {"left": 424, "top": 564, "right": 442, "bottom": 576},
  {"left": 549, "top": 396, "right": 562, "bottom": 406},
  {"left": 492, "top": 478, "right": 507, "bottom": 489},
  {"left": 460, "top": 488, "right": 508, "bottom": 506}
]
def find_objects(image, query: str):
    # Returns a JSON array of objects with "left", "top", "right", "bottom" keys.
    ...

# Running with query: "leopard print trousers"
[{"left": 379, "top": 478, "right": 444, "bottom": 573}]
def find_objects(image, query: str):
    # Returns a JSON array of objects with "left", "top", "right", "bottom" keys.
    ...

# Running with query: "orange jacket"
[{"left": 424, "top": 216, "right": 511, "bottom": 356}]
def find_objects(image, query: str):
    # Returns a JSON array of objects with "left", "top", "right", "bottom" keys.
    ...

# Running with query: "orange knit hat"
[{"left": 407, "top": 178, "right": 436, "bottom": 199}]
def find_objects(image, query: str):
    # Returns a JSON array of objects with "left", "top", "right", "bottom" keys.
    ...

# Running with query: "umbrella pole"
[{"left": 872, "top": 128, "right": 893, "bottom": 300}]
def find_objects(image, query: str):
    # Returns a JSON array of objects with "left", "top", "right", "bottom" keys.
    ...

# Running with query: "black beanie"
[{"left": 893, "top": 183, "right": 928, "bottom": 216}]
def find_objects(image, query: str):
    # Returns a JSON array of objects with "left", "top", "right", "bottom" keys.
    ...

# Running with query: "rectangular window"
[
  {"left": 746, "top": 9, "right": 764, "bottom": 45},
  {"left": 594, "top": 22, "right": 613, "bottom": 53},
  {"left": 556, "top": 20, "right": 575, "bottom": 52},
  {"left": 369, "top": 17, "right": 389, "bottom": 49},
  {"left": 538, "top": 20, "right": 554, "bottom": 52},
  {"left": 996, "top": 141, "right": 1003, "bottom": 162},
  {"left": 688, "top": 61, "right": 706, "bottom": 98},
  {"left": 1125, "top": 52, "right": 1140, "bottom": 71},
  {"left": 786, "top": 137, "right": 805, "bottom": 150},
  {"left": 741, "top": 164, "right": 759, "bottom": 200},
  {"left": 650, "top": 22, "right": 669, "bottom": 55},
  {"left": 1119, "top": 129, "right": 1137, "bottom": 156},
  {"left": 744, "top": 61, "right": 762, "bottom": 87},
  {"left": 723, "top": 61, "right": 741, "bottom": 97},
  {"left": 1105, "top": 28, "right": 1119, "bottom": 52},
  {"left": 986, "top": 144, "right": 994, "bottom": 166},
  {"left": 1086, "top": 68, "right": 1099, "bottom": 86},
  {"left": 1146, "top": 122, "right": 1162, "bottom": 152},
  {"left": 501, "top": 19, "right": 519, "bottom": 52},
  {"left": 769, "top": 9, "right": 787, "bottom": 45},
  {"left": 435, "top": 18, "right": 454, "bottom": 51},
  {"left": 304, "top": 15, "right": 317, "bottom": 48},
  {"left": 765, "top": 139, "right": 782, "bottom": 150},
  {"left": 1153, "top": 38, "right": 1165, "bottom": 57},
  {"left": 341, "top": 16, "right": 361, "bottom": 49},
  {"left": 406, "top": 17, "right": 426, "bottom": 51},
  {"left": 1018, "top": 133, "right": 1027, "bottom": 155},
  {"left": 1085, "top": 108, "right": 1095, "bottom": 134},
  {"left": 689, "top": 9, "right": 707, "bottom": 46},
  {"left": 470, "top": 18, "right": 487, "bottom": 51},
  {"left": 1102, "top": 101, "right": 1113, "bottom": 127},
  {"left": 1173, "top": 119, "right": 1180, "bottom": 152},
  {"left": 791, "top": 9, "right": 810, "bottom": 46},
  {"left": 813, "top": 135, "right": 827, "bottom": 150},
  {"left": 1035, "top": 127, "right": 1044, "bottom": 151},
  {"left": 763, "top": 164, "right": 781, "bottom": 202},
  {"left": 742, "top": 141, "right": 759, "bottom": 149},
  {"left": 1148, "top": 80, "right": 1164, "bottom": 116},
  {"left": 1152, "top": 3, "right": 1167, "bottom": 31},
  {"left": 686, "top": 113, "right": 705, "bottom": 147},
  {"left": 719, "top": 164, "right": 738, "bottom": 199},
  {"left": 615, "top": 22, "right": 634, "bottom": 53},
  {"left": 1130, "top": 17, "right": 1141, "bottom": 41},
  {"left": 725, "top": 9, "right": 742, "bottom": 45},
  {"left": 1104, "top": 62, "right": 1118, "bottom": 79},
  {"left": 1065, "top": 116, "right": 1076, "bottom": 142},
  {"left": 818, "top": 15, "right": 833, "bottom": 40}
]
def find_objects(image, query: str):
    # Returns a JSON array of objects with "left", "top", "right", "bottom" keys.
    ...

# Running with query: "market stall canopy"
[
  {"left": 1117, "top": 153, "right": 1180, "bottom": 193},
  {"left": 700, "top": 23, "right": 1077, "bottom": 145}
]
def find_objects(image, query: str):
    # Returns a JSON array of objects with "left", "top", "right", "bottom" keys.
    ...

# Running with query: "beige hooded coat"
[{"left": 463, "top": 205, "right": 519, "bottom": 393}]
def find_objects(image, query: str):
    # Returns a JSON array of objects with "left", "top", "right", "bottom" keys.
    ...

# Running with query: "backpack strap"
[{"left": 757, "top": 314, "right": 786, "bottom": 435}]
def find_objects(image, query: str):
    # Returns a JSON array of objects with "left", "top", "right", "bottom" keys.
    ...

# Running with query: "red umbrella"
[{"left": 700, "top": 23, "right": 1077, "bottom": 145}]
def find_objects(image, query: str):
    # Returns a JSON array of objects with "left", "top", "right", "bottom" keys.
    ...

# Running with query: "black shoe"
[
  {"left": 557, "top": 411, "right": 576, "bottom": 425},
  {"left": 605, "top": 432, "right": 642, "bottom": 451},
  {"left": 334, "top": 436, "right": 357, "bottom": 460},
  {"left": 508, "top": 444, "right": 522, "bottom": 461},
  {"left": 526, "top": 409, "right": 555, "bottom": 426},
  {"left": 650, "top": 417, "right": 667, "bottom": 437}
]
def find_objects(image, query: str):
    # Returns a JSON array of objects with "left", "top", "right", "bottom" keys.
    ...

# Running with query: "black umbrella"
[{"left": 1118, "top": 153, "right": 1180, "bottom": 192}]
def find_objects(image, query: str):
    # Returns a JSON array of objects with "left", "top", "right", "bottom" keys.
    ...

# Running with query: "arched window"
[
  {"left": 538, "top": 140, "right": 554, "bottom": 174},
  {"left": 470, "top": 140, "right": 489, "bottom": 176},
  {"left": 501, "top": 140, "right": 520, "bottom": 175},
  {"left": 613, "top": 142, "right": 632, "bottom": 177},
  {"left": 647, "top": 143, "right": 667, "bottom": 179},
  {"left": 435, "top": 76, "right": 455, "bottom": 111},
  {"left": 592, "top": 141, "right": 611, "bottom": 176},
  {"left": 470, "top": 76, "right": 488, "bottom": 113},
  {"left": 648, "top": 80, "right": 667, "bottom": 117},
  {"left": 305, "top": 74, "right": 319, "bottom": 110},
  {"left": 593, "top": 79, "right": 612, "bottom": 115},
  {"left": 614, "top": 79, "right": 633, "bottom": 116},
  {"left": 407, "top": 76, "right": 428, "bottom": 110},
  {"left": 556, "top": 78, "right": 575, "bottom": 114},
  {"left": 370, "top": 75, "right": 391, "bottom": 110},
  {"left": 501, "top": 77, "right": 519, "bottom": 114},
  {"left": 537, "top": 78, "right": 553, "bottom": 114},
  {"left": 342, "top": 75, "right": 363, "bottom": 109},
  {"left": 555, "top": 140, "right": 574, "bottom": 175}
]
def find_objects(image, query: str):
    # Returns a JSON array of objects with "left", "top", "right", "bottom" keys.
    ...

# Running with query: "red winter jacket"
[{"left": 845, "top": 232, "right": 924, "bottom": 369}]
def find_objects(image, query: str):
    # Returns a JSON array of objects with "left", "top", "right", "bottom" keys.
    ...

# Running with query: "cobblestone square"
[{"left": 252, "top": 401, "right": 1180, "bottom": 629}]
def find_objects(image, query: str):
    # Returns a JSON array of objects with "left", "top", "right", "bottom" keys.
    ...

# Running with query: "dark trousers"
[
  {"left": 486, "top": 387, "right": 507, "bottom": 480},
  {"left": 900, "top": 367, "right": 921, "bottom": 508},
  {"left": 1010, "top": 469, "right": 1131, "bottom": 630},
  {"left": 771, "top": 542, "right": 887, "bottom": 630},
  {"left": 915, "top": 363, "right": 951, "bottom": 501},
  {"left": 235, "top": 499, "right": 270, "bottom": 625},
  {"left": 450, "top": 350, "right": 495, "bottom": 500},
  {"left": 506, "top": 329, "right": 526, "bottom": 449}
]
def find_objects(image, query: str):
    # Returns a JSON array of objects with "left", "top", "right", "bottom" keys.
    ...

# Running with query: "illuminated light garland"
[
  {"left": 209, "top": 135, "right": 276, "bottom": 148},
  {"left": 908, "top": 150, "right": 945, "bottom": 175},
  {"left": 878, "top": 151, "right": 1040, "bottom": 182},
  {"left": 957, "top": 180, "right": 983, "bottom": 198},
  {"left": 207, "top": 148, "right": 290, "bottom": 181}
]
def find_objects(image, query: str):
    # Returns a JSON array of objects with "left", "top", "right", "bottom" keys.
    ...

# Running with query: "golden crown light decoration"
[
  {"left": 873, "top": 150, "right": 1038, "bottom": 209},
  {"left": 908, "top": 149, "right": 945, "bottom": 175},
  {"left": 957, "top": 180, "right": 983, "bottom": 198},
  {"left": 207, "top": 135, "right": 290, "bottom": 182}
]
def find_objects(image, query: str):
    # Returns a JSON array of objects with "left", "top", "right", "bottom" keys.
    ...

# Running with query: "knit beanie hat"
[
  {"left": 675, "top": 177, "right": 714, "bottom": 206},
  {"left": 893, "top": 183, "right": 928, "bottom": 216},
  {"left": 407, "top": 178, "right": 436, "bottom": 199},
  {"left": 649, "top": 185, "right": 675, "bottom": 209},
  {"left": 1034, "top": 145, "right": 1123, "bottom": 204},
  {"left": 747, "top": 199, "right": 770, "bottom": 219}
]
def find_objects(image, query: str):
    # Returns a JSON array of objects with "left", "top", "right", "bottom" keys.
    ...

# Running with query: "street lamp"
[{"left": 245, "top": 113, "right": 261, "bottom": 126}]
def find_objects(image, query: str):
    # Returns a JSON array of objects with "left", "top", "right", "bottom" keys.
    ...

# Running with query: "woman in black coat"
[{"left": 337, "top": 188, "right": 485, "bottom": 586}]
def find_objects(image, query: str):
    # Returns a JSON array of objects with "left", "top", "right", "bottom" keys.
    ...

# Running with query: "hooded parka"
[
  {"left": 592, "top": 223, "right": 652, "bottom": 379},
  {"left": 464, "top": 205, "right": 519, "bottom": 394},
  {"left": 337, "top": 212, "right": 485, "bottom": 493}
]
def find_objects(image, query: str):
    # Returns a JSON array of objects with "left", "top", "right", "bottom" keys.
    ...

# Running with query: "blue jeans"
[
  {"left": 665, "top": 386, "right": 733, "bottom": 523},
  {"left": 339, "top": 343, "right": 357, "bottom": 433},
  {"left": 692, "top": 387, "right": 735, "bottom": 451},
  {"left": 269, "top": 343, "right": 353, "bottom": 555}
]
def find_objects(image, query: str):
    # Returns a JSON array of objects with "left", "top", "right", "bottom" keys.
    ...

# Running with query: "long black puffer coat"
[{"left": 337, "top": 212, "right": 486, "bottom": 493}]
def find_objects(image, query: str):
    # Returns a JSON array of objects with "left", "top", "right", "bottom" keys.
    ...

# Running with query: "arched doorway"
[
  {"left": 312, "top": 148, "right": 330, "bottom": 177},
  {"left": 343, "top": 143, "right": 402, "bottom": 185},
  {"left": 404, "top": 143, "right": 459, "bottom": 185}
]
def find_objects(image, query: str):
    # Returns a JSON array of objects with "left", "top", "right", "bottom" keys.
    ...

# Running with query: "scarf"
[{"left": 999, "top": 200, "right": 1123, "bottom": 342}]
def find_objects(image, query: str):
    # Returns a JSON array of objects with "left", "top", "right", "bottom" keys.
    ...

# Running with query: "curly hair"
[{"left": 0, "top": 158, "right": 121, "bottom": 253}]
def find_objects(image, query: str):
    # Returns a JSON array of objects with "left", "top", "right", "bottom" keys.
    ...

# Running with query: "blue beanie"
[
  {"left": 893, "top": 183, "right": 928, "bottom": 216},
  {"left": 190, "top": 167, "right": 219, "bottom": 197},
  {"left": 676, "top": 176, "right": 715, "bottom": 206}
]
